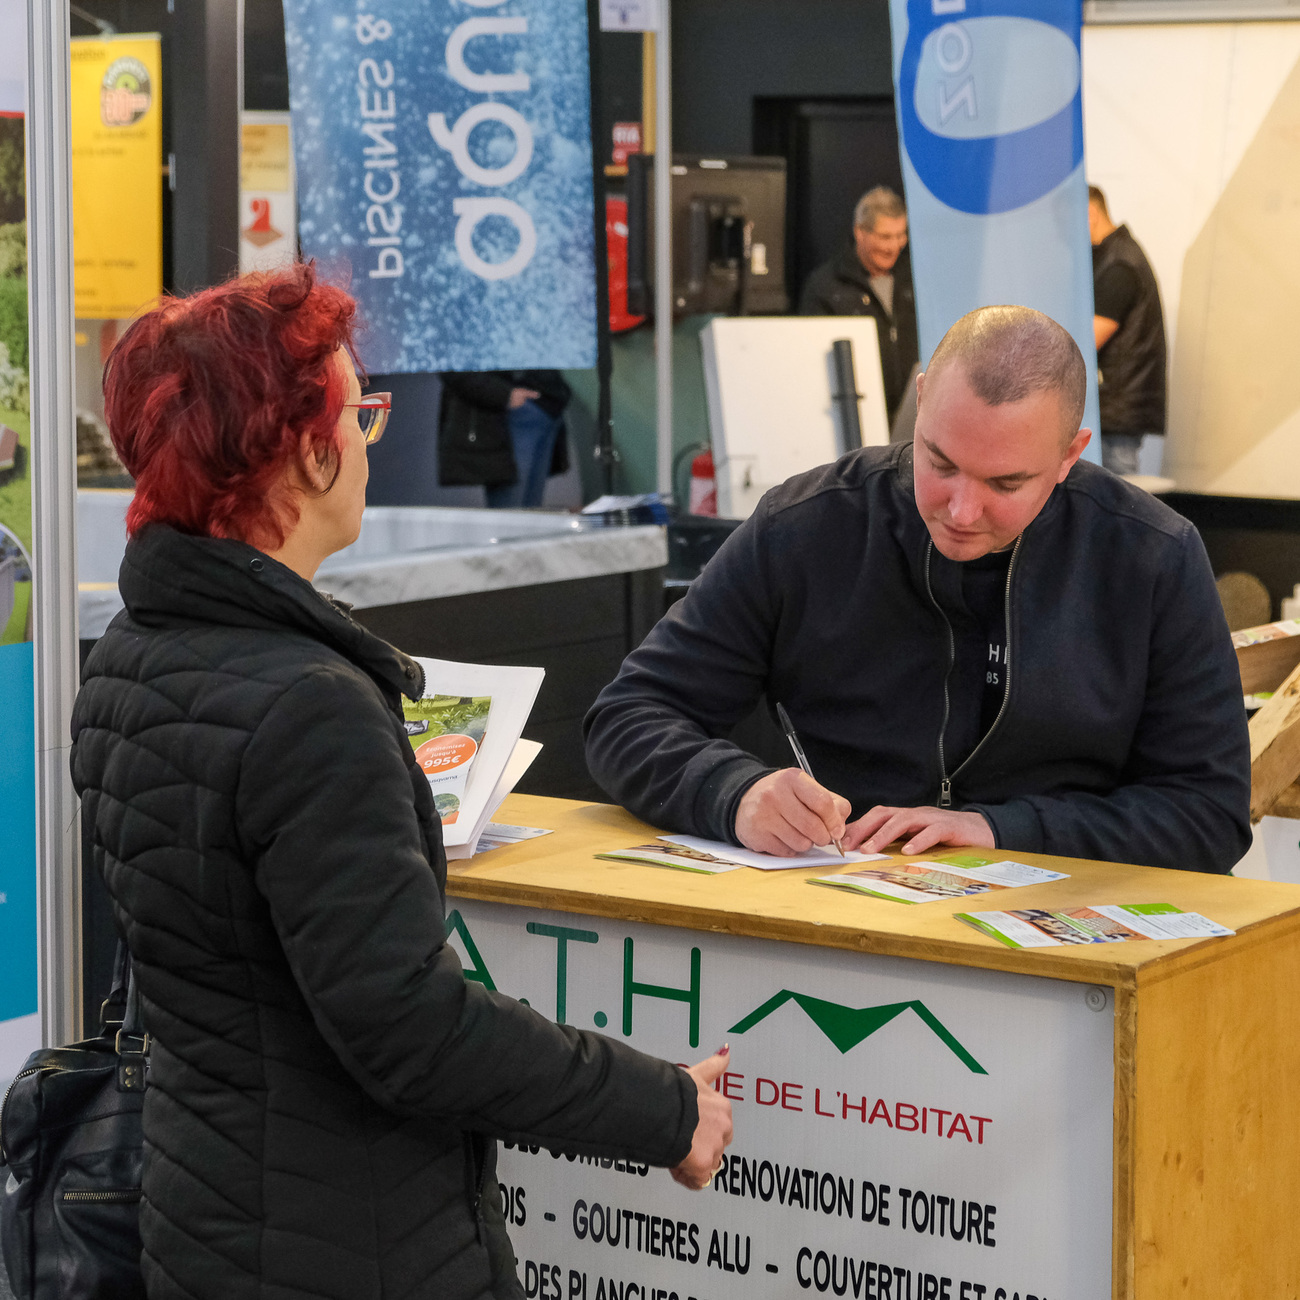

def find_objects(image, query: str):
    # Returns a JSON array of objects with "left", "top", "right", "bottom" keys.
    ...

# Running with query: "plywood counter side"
[{"left": 446, "top": 794, "right": 1300, "bottom": 993}]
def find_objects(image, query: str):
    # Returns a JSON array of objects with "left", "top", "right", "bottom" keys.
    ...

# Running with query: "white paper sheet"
[{"left": 658, "top": 834, "right": 889, "bottom": 871}]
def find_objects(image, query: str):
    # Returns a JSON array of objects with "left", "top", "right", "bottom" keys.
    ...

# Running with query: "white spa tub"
[{"left": 77, "top": 491, "right": 666, "bottom": 639}]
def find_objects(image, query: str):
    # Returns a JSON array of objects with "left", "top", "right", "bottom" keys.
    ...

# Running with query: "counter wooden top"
[{"left": 446, "top": 794, "right": 1300, "bottom": 992}]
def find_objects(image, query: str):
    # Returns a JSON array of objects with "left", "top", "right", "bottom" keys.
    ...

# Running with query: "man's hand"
[
  {"left": 735, "top": 769, "right": 850, "bottom": 856},
  {"left": 843, "top": 806, "right": 994, "bottom": 856},
  {"left": 670, "top": 1049, "right": 734, "bottom": 1190},
  {"left": 508, "top": 386, "right": 542, "bottom": 409}
]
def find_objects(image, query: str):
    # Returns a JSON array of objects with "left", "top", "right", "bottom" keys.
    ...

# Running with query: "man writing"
[
  {"left": 585, "top": 307, "right": 1249, "bottom": 873},
  {"left": 799, "top": 186, "right": 918, "bottom": 428}
]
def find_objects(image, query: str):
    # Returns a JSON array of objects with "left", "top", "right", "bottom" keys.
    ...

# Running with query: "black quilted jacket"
[{"left": 70, "top": 525, "right": 697, "bottom": 1300}]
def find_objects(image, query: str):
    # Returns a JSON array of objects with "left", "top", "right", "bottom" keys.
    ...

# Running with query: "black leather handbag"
[{"left": 1, "top": 945, "right": 147, "bottom": 1299}]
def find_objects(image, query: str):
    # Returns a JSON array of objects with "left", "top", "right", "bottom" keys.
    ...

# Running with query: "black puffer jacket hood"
[{"left": 72, "top": 525, "right": 696, "bottom": 1300}]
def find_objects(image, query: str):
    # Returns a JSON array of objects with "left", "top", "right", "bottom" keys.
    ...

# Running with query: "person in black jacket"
[
  {"left": 1088, "top": 185, "right": 1167, "bottom": 476},
  {"left": 71, "top": 265, "right": 732, "bottom": 1300},
  {"left": 798, "top": 186, "right": 919, "bottom": 428},
  {"left": 585, "top": 306, "right": 1250, "bottom": 874},
  {"left": 439, "top": 369, "right": 571, "bottom": 507}
]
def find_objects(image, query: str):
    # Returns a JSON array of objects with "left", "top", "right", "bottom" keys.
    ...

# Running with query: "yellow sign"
[
  {"left": 241, "top": 122, "right": 291, "bottom": 193},
  {"left": 70, "top": 35, "right": 163, "bottom": 320}
]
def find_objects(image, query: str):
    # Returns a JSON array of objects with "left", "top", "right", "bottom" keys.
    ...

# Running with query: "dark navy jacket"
[{"left": 585, "top": 444, "right": 1250, "bottom": 873}]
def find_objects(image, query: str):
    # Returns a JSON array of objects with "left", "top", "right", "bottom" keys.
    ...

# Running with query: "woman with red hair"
[{"left": 70, "top": 264, "right": 731, "bottom": 1300}]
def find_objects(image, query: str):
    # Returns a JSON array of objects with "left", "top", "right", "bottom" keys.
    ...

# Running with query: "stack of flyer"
[
  {"left": 403, "top": 657, "right": 544, "bottom": 859},
  {"left": 957, "top": 903, "right": 1234, "bottom": 947},
  {"left": 809, "top": 855, "right": 1069, "bottom": 904},
  {"left": 597, "top": 836, "right": 890, "bottom": 874}
]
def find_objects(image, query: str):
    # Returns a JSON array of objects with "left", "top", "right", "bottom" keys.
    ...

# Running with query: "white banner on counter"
[
  {"left": 889, "top": 0, "right": 1101, "bottom": 456},
  {"left": 451, "top": 899, "right": 1114, "bottom": 1300}
]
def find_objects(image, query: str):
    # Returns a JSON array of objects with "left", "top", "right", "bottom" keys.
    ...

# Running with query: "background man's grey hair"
[
  {"left": 854, "top": 185, "right": 906, "bottom": 232},
  {"left": 925, "top": 305, "right": 1087, "bottom": 443}
]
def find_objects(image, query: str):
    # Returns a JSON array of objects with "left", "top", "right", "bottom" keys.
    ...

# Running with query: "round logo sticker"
[
  {"left": 414, "top": 732, "right": 478, "bottom": 776},
  {"left": 897, "top": 0, "right": 1083, "bottom": 215},
  {"left": 100, "top": 57, "right": 152, "bottom": 128}
]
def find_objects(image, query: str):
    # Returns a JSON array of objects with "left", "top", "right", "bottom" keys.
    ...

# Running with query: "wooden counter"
[{"left": 448, "top": 794, "right": 1300, "bottom": 1300}]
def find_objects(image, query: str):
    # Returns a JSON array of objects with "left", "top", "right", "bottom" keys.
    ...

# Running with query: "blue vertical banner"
[
  {"left": 281, "top": 0, "right": 598, "bottom": 374},
  {"left": 889, "top": 0, "right": 1101, "bottom": 448},
  {"left": 0, "top": 0, "right": 38, "bottom": 1083}
]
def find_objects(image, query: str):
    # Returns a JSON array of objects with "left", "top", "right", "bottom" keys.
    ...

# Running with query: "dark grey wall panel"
[
  {"left": 172, "top": 0, "right": 241, "bottom": 292},
  {"left": 672, "top": 0, "right": 894, "bottom": 156}
]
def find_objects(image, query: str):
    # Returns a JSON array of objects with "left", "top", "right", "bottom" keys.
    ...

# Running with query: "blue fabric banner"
[
  {"left": 281, "top": 0, "right": 598, "bottom": 373},
  {"left": 889, "top": 0, "right": 1101, "bottom": 452},
  {"left": 0, "top": 642, "right": 37, "bottom": 1026}
]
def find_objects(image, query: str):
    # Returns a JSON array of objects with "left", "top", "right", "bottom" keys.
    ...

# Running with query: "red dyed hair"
[{"left": 104, "top": 262, "right": 360, "bottom": 550}]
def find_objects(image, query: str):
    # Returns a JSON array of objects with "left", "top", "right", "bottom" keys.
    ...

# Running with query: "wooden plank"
[
  {"left": 1266, "top": 780, "right": 1300, "bottom": 821},
  {"left": 1131, "top": 911, "right": 1300, "bottom": 1298},
  {"left": 1234, "top": 620, "right": 1300, "bottom": 695},
  {"left": 448, "top": 794, "right": 1300, "bottom": 988},
  {"left": 1249, "top": 658, "right": 1300, "bottom": 819}
]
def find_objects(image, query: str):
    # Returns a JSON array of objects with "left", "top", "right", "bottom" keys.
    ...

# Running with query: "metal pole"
[
  {"left": 653, "top": 0, "right": 672, "bottom": 497},
  {"left": 27, "top": 0, "right": 82, "bottom": 1046},
  {"left": 585, "top": 0, "right": 615, "bottom": 495}
]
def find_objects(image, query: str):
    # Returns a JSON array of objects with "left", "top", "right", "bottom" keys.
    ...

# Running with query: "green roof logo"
[{"left": 729, "top": 990, "right": 987, "bottom": 1074}]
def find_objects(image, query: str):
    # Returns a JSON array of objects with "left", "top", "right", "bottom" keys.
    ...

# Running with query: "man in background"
[
  {"left": 437, "top": 370, "right": 570, "bottom": 508},
  {"left": 799, "top": 186, "right": 918, "bottom": 429},
  {"left": 1089, "top": 184, "right": 1167, "bottom": 476}
]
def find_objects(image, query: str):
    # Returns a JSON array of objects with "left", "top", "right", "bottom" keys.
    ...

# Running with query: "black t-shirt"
[
  {"left": 935, "top": 546, "right": 1013, "bottom": 773},
  {"left": 963, "top": 548, "right": 1013, "bottom": 739},
  {"left": 1093, "top": 260, "right": 1139, "bottom": 325}
]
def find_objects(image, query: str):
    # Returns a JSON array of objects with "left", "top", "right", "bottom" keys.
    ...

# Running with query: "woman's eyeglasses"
[{"left": 346, "top": 392, "right": 392, "bottom": 445}]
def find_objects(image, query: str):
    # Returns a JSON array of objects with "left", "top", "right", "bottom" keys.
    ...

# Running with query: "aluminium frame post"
[
  {"left": 27, "top": 0, "right": 82, "bottom": 1046},
  {"left": 653, "top": 0, "right": 672, "bottom": 497}
]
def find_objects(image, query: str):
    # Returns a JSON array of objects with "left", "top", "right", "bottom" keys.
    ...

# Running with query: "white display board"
[
  {"left": 1081, "top": 22, "right": 1300, "bottom": 493},
  {"left": 701, "top": 317, "right": 891, "bottom": 520},
  {"left": 451, "top": 899, "right": 1114, "bottom": 1300}
]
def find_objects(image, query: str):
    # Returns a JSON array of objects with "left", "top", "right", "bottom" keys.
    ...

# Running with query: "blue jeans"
[
  {"left": 1101, "top": 434, "right": 1144, "bottom": 476},
  {"left": 486, "top": 400, "right": 561, "bottom": 508}
]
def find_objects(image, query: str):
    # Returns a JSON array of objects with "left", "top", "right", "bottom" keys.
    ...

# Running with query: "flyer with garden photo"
[
  {"left": 810, "top": 857, "right": 1069, "bottom": 905},
  {"left": 402, "top": 658, "right": 545, "bottom": 855},
  {"left": 597, "top": 842, "right": 747, "bottom": 874},
  {"left": 403, "top": 694, "right": 491, "bottom": 826},
  {"left": 956, "top": 903, "right": 1235, "bottom": 948}
]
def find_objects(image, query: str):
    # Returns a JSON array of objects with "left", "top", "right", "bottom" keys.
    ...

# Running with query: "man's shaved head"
[{"left": 924, "top": 306, "right": 1086, "bottom": 445}]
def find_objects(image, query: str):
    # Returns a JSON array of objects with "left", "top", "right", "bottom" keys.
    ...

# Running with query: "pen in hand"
[{"left": 775, "top": 703, "right": 846, "bottom": 857}]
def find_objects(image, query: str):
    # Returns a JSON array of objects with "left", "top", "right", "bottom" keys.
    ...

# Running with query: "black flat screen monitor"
[{"left": 626, "top": 154, "right": 789, "bottom": 318}]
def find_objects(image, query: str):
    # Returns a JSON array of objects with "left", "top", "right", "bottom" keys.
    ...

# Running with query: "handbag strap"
[
  {"left": 121, "top": 966, "right": 144, "bottom": 1039},
  {"left": 99, "top": 940, "right": 131, "bottom": 1035},
  {"left": 114, "top": 947, "right": 149, "bottom": 1093}
]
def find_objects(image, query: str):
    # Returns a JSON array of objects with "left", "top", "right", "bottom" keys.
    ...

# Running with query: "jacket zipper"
[
  {"left": 924, "top": 534, "right": 1022, "bottom": 808},
  {"left": 0, "top": 1064, "right": 49, "bottom": 1166},
  {"left": 61, "top": 1188, "right": 142, "bottom": 1204}
]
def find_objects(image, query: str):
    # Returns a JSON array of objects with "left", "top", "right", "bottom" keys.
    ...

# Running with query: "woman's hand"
[
  {"left": 508, "top": 387, "right": 541, "bottom": 409},
  {"left": 670, "top": 1048, "right": 734, "bottom": 1190}
]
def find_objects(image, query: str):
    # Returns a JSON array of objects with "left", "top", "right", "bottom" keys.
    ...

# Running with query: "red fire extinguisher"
[{"left": 690, "top": 448, "right": 717, "bottom": 516}]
